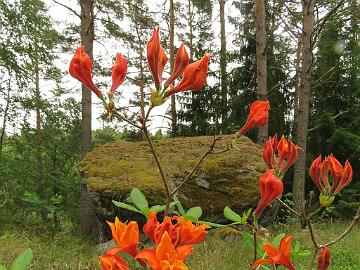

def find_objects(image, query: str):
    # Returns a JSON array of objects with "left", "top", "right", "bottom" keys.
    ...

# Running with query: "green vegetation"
[{"left": 1, "top": 222, "right": 359, "bottom": 270}]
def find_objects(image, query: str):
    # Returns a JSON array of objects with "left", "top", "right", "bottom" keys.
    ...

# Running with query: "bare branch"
[{"left": 52, "top": 0, "right": 80, "bottom": 18}]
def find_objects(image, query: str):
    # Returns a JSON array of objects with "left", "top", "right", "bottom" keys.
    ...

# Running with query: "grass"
[{"left": 0, "top": 221, "right": 359, "bottom": 269}]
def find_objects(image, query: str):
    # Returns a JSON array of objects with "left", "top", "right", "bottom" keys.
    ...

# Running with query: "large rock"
[{"left": 78, "top": 135, "right": 266, "bottom": 240}]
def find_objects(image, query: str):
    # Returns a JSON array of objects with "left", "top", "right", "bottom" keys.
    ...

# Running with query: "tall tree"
[
  {"left": 79, "top": 0, "right": 95, "bottom": 234},
  {"left": 255, "top": 0, "right": 268, "bottom": 144},
  {"left": 80, "top": 0, "right": 94, "bottom": 158},
  {"left": 292, "top": 0, "right": 316, "bottom": 211},
  {"left": 219, "top": 0, "right": 228, "bottom": 134},
  {"left": 170, "top": 0, "right": 177, "bottom": 136}
]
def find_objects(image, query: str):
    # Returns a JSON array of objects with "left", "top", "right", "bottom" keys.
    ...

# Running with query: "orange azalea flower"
[
  {"left": 164, "top": 53, "right": 210, "bottom": 97},
  {"left": 238, "top": 101, "right": 270, "bottom": 135},
  {"left": 253, "top": 236, "right": 295, "bottom": 270},
  {"left": 317, "top": 247, "right": 331, "bottom": 270},
  {"left": 69, "top": 46, "right": 102, "bottom": 98},
  {"left": 143, "top": 213, "right": 209, "bottom": 247},
  {"left": 254, "top": 169, "right": 284, "bottom": 217},
  {"left": 100, "top": 248, "right": 129, "bottom": 270},
  {"left": 171, "top": 216, "right": 209, "bottom": 247},
  {"left": 147, "top": 27, "right": 168, "bottom": 90},
  {"left": 106, "top": 217, "right": 139, "bottom": 256},
  {"left": 164, "top": 43, "right": 189, "bottom": 88},
  {"left": 109, "top": 53, "right": 127, "bottom": 95},
  {"left": 135, "top": 232, "right": 192, "bottom": 270},
  {"left": 262, "top": 134, "right": 301, "bottom": 173}
]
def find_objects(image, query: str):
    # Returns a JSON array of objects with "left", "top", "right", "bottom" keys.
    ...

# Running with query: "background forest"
[{"left": 0, "top": 0, "right": 359, "bottom": 248}]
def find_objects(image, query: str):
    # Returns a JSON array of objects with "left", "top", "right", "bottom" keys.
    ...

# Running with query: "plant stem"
[
  {"left": 171, "top": 136, "right": 227, "bottom": 196},
  {"left": 143, "top": 125, "right": 172, "bottom": 215},
  {"left": 276, "top": 198, "right": 301, "bottom": 217},
  {"left": 308, "top": 247, "right": 319, "bottom": 270},
  {"left": 321, "top": 206, "right": 360, "bottom": 247},
  {"left": 113, "top": 110, "right": 142, "bottom": 129},
  {"left": 253, "top": 229, "right": 258, "bottom": 262}
]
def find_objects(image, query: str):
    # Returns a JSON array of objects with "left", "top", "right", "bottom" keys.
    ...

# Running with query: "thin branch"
[
  {"left": 143, "top": 125, "right": 172, "bottom": 214},
  {"left": 313, "top": 0, "right": 346, "bottom": 46},
  {"left": 113, "top": 110, "right": 142, "bottom": 129},
  {"left": 170, "top": 136, "right": 228, "bottom": 196},
  {"left": 322, "top": 206, "right": 360, "bottom": 247},
  {"left": 307, "top": 219, "right": 320, "bottom": 249},
  {"left": 308, "top": 248, "right": 320, "bottom": 270},
  {"left": 52, "top": 0, "right": 80, "bottom": 18},
  {"left": 276, "top": 198, "right": 301, "bottom": 217},
  {"left": 308, "top": 110, "right": 350, "bottom": 132}
]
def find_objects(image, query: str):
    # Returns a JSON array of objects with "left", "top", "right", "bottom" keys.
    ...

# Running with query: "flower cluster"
[
  {"left": 254, "top": 134, "right": 301, "bottom": 217},
  {"left": 147, "top": 27, "right": 210, "bottom": 106},
  {"left": 310, "top": 154, "right": 353, "bottom": 207},
  {"left": 100, "top": 213, "right": 209, "bottom": 270},
  {"left": 263, "top": 134, "right": 302, "bottom": 174}
]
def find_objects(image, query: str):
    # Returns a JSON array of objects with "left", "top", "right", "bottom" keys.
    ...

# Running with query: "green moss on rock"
[{"left": 79, "top": 135, "right": 266, "bottom": 220}]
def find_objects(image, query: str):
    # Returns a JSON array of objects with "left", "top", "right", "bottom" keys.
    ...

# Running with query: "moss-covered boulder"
[{"left": 78, "top": 135, "right": 265, "bottom": 240}]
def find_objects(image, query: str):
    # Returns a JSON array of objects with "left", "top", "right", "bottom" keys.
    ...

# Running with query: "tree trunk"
[
  {"left": 80, "top": 0, "right": 94, "bottom": 159},
  {"left": 292, "top": 35, "right": 302, "bottom": 139},
  {"left": 219, "top": 0, "right": 228, "bottom": 134},
  {"left": 80, "top": 0, "right": 97, "bottom": 235},
  {"left": 0, "top": 82, "right": 11, "bottom": 159},
  {"left": 293, "top": 0, "right": 315, "bottom": 211},
  {"left": 255, "top": 0, "right": 268, "bottom": 144},
  {"left": 170, "top": 0, "right": 177, "bottom": 136}
]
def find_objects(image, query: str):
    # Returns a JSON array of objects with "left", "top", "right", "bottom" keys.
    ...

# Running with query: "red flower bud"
[
  {"left": 277, "top": 136, "right": 288, "bottom": 168},
  {"left": 109, "top": 53, "right": 127, "bottom": 95},
  {"left": 147, "top": 27, "right": 168, "bottom": 89},
  {"left": 238, "top": 101, "right": 270, "bottom": 135},
  {"left": 164, "top": 53, "right": 210, "bottom": 97},
  {"left": 328, "top": 154, "right": 343, "bottom": 188},
  {"left": 263, "top": 134, "right": 278, "bottom": 169},
  {"left": 281, "top": 140, "right": 301, "bottom": 172},
  {"left": 69, "top": 46, "right": 102, "bottom": 98},
  {"left": 254, "top": 169, "right": 284, "bottom": 217},
  {"left": 310, "top": 156, "right": 325, "bottom": 192},
  {"left": 165, "top": 43, "right": 189, "bottom": 88},
  {"left": 317, "top": 247, "right": 331, "bottom": 270},
  {"left": 333, "top": 160, "right": 353, "bottom": 193}
]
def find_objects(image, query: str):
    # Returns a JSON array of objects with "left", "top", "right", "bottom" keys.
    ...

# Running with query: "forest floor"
[{"left": 0, "top": 221, "right": 359, "bottom": 270}]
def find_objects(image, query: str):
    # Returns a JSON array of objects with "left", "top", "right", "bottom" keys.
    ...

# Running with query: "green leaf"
[
  {"left": 173, "top": 196, "right": 186, "bottom": 216},
  {"left": 0, "top": 264, "right": 7, "bottom": 270},
  {"left": 224, "top": 206, "right": 242, "bottom": 222},
  {"left": 196, "top": 220, "right": 225, "bottom": 228},
  {"left": 130, "top": 188, "right": 148, "bottom": 210},
  {"left": 185, "top": 207, "right": 203, "bottom": 220},
  {"left": 141, "top": 207, "right": 150, "bottom": 218},
  {"left": 10, "top": 248, "right": 33, "bottom": 270},
  {"left": 149, "top": 202, "right": 176, "bottom": 213},
  {"left": 112, "top": 200, "right": 141, "bottom": 213},
  {"left": 241, "top": 208, "right": 252, "bottom": 223}
]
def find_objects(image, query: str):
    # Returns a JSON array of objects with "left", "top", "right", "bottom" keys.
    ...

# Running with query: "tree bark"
[
  {"left": 0, "top": 83, "right": 11, "bottom": 159},
  {"left": 292, "top": 35, "right": 302, "bottom": 139},
  {"left": 219, "top": 0, "right": 228, "bottom": 134},
  {"left": 80, "top": 0, "right": 97, "bottom": 235},
  {"left": 293, "top": 0, "right": 315, "bottom": 211},
  {"left": 170, "top": 0, "right": 177, "bottom": 136},
  {"left": 255, "top": 0, "right": 268, "bottom": 144},
  {"left": 80, "top": 0, "right": 94, "bottom": 159}
]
